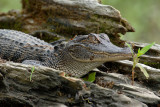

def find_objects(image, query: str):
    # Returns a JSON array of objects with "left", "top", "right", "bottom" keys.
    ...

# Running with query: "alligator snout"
[{"left": 121, "top": 46, "right": 133, "bottom": 54}]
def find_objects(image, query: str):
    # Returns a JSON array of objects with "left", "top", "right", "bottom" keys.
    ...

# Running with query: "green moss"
[
  {"left": 0, "top": 19, "right": 22, "bottom": 30},
  {"left": 141, "top": 61, "right": 160, "bottom": 69}
]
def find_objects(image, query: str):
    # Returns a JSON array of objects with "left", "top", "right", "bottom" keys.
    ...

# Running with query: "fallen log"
[
  {"left": 0, "top": 0, "right": 159, "bottom": 106},
  {"left": 0, "top": 0, "right": 134, "bottom": 46},
  {"left": 0, "top": 62, "right": 148, "bottom": 107}
]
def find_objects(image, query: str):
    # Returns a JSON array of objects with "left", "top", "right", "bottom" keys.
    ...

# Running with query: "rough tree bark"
[
  {"left": 0, "top": 0, "right": 134, "bottom": 45},
  {"left": 0, "top": 0, "right": 159, "bottom": 107}
]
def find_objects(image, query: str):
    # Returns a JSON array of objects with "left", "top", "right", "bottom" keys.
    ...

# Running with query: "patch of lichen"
[
  {"left": 31, "top": 31, "right": 60, "bottom": 43},
  {"left": 21, "top": 0, "right": 90, "bottom": 38},
  {"left": 22, "top": 0, "right": 43, "bottom": 13},
  {"left": 90, "top": 15, "right": 124, "bottom": 33},
  {"left": 45, "top": 37, "right": 59, "bottom": 43},
  {"left": 48, "top": 22, "right": 88, "bottom": 38},
  {"left": 44, "top": 14, "right": 126, "bottom": 46},
  {"left": 89, "top": 15, "right": 126, "bottom": 47},
  {"left": 0, "top": 18, "right": 23, "bottom": 31},
  {"left": 0, "top": 0, "right": 132, "bottom": 46},
  {"left": 22, "top": 0, "right": 86, "bottom": 21},
  {"left": 13, "top": 21, "right": 23, "bottom": 31},
  {"left": 140, "top": 60, "right": 160, "bottom": 69},
  {"left": 20, "top": 0, "right": 128, "bottom": 45}
]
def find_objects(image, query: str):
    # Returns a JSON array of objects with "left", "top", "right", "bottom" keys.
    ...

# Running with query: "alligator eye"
[{"left": 88, "top": 35, "right": 100, "bottom": 43}]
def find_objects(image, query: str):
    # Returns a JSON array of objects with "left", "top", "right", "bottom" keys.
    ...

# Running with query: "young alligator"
[{"left": 0, "top": 29, "right": 132, "bottom": 77}]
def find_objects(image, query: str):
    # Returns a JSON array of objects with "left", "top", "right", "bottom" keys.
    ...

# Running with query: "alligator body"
[{"left": 0, "top": 29, "right": 132, "bottom": 77}]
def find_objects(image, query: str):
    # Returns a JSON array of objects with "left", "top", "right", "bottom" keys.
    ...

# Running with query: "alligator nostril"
[
  {"left": 90, "top": 56, "right": 94, "bottom": 60},
  {"left": 54, "top": 46, "right": 58, "bottom": 50}
]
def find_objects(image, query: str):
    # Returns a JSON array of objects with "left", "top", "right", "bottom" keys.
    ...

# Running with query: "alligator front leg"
[{"left": 22, "top": 60, "right": 43, "bottom": 66}]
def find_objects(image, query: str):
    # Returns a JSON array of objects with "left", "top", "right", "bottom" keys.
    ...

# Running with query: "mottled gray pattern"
[
  {"left": 0, "top": 29, "right": 54, "bottom": 62},
  {"left": 0, "top": 29, "right": 132, "bottom": 77}
]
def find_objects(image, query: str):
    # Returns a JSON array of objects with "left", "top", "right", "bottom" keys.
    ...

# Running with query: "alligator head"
[
  {"left": 56, "top": 33, "right": 132, "bottom": 77},
  {"left": 67, "top": 33, "right": 132, "bottom": 62}
]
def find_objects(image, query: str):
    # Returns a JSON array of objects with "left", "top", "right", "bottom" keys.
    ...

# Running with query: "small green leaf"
[
  {"left": 30, "top": 66, "right": 35, "bottom": 81},
  {"left": 137, "top": 64, "right": 149, "bottom": 79},
  {"left": 137, "top": 42, "right": 155, "bottom": 57},
  {"left": 138, "top": 48, "right": 141, "bottom": 53},
  {"left": 126, "top": 43, "right": 134, "bottom": 56},
  {"left": 82, "top": 72, "right": 96, "bottom": 82}
]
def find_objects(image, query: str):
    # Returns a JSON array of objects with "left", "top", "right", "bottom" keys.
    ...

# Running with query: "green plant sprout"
[
  {"left": 30, "top": 66, "right": 35, "bottom": 81},
  {"left": 82, "top": 72, "right": 96, "bottom": 82},
  {"left": 126, "top": 42, "right": 155, "bottom": 85}
]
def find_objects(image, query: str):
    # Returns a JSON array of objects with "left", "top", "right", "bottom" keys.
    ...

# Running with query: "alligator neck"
[{"left": 46, "top": 49, "right": 103, "bottom": 77}]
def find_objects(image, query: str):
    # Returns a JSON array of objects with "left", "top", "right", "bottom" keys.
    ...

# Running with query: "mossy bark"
[
  {"left": 0, "top": 0, "right": 134, "bottom": 46},
  {"left": 0, "top": 1, "right": 160, "bottom": 106}
]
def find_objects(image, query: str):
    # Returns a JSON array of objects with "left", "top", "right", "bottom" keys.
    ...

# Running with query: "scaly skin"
[{"left": 0, "top": 29, "right": 132, "bottom": 77}]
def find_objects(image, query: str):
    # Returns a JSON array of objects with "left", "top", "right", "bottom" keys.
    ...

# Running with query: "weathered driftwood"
[
  {"left": 0, "top": 44, "right": 160, "bottom": 106},
  {"left": 96, "top": 72, "right": 160, "bottom": 104},
  {"left": 21, "top": 0, "right": 134, "bottom": 35},
  {"left": 0, "top": 62, "right": 147, "bottom": 107},
  {"left": 0, "top": 0, "right": 160, "bottom": 107},
  {"left": 0, "top": 0, "right": 134, "bottom": 46}
]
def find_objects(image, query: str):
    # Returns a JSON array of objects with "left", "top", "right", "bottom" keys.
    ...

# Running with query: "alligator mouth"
[
  {"left": 94, "top": 52, "right": 132, "bottom": 62},
  {"left": 71, "top": 51, "right": 132, "bottom": 62},
  {"left": 69, "top": 44, "right": 132, "bottom": 62}
]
